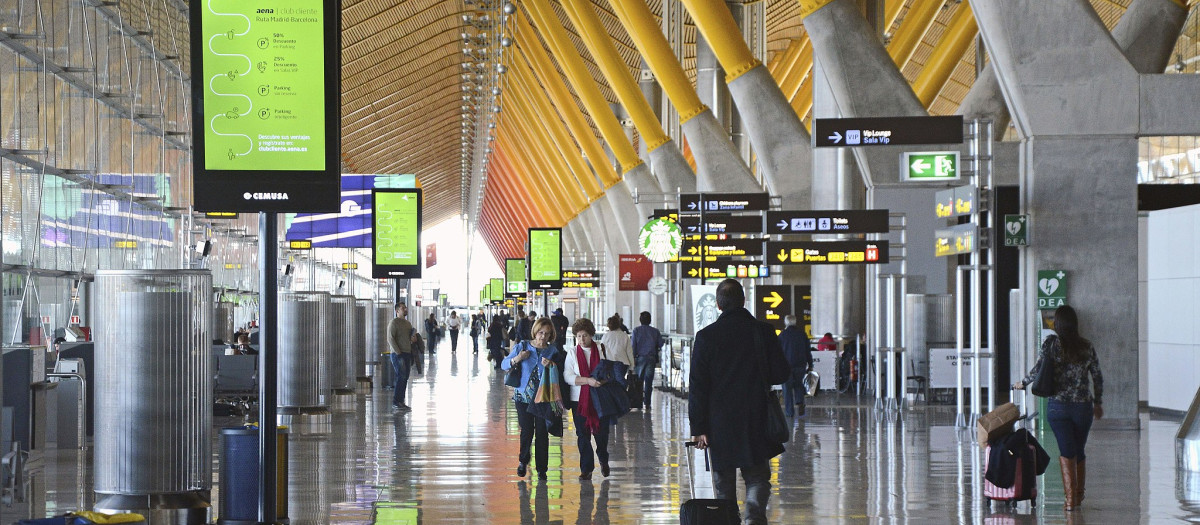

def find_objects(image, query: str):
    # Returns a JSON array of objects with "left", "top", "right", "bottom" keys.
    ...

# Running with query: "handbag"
[
  {"left": 504, "top": 341, "right": 528, "bottom": 388},
  {"left": 1029, "top": 338, "right": 1059, "bottom": 397},
  {"left": 753, "top": 326, "right": 790, "bottom": 444}
]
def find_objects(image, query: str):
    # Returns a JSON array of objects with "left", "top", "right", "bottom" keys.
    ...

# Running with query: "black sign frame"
[
  {"left": 677, "top": 214, "right": 764, "bottom": 234},
  {"left": 679, "top": 192, "right": 770, "bottom": 213},
  {"left": 767, "top": 210, "right": 890, "bottom": 234},
  {"left": 755, "top": 285, "right": 793, "bottom": 333},
  {"left": 528, "top": 228, "right": 563, "bottom": 290},
  {"left": 189, "top": 0, "right": 342, "bottom": 212},
  {"left": 767, "top": 240, "right": 890, "bottom": 265},
  {"left": 813, "top": 116, "right": 964, "bottom": 148},
  {"left": 371, "top": 189, "right": 423, "bottom": 279}
]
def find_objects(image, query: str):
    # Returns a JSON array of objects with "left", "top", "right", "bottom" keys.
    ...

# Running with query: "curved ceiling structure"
[{"left": 340, "top": 0, "right": 1142, "bottom": 268}]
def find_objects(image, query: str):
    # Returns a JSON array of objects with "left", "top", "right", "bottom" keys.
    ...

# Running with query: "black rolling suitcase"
[{"left": 680, "top": 442, "right": 740, "bottom": 525}]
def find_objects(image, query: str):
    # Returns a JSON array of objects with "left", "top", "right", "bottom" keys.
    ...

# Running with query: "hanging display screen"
[
  {"left": 190, "top": 0, "right": 340, "bottom": 212},
  {"left": 371, "top": 189, "right": 422, "bottom": 278},
  {"left": 490, "top": 278, "right": 505, "bottom": 303},
  {"left": 528, "top": 228, "right": 562, "bottom": 289},
  {"left": 505, "top": 258, "right": 527, "bottom": 296}
]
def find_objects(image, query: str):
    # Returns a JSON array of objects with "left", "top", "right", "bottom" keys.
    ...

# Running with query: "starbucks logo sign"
[{"left": 638, "top": 218, "right": 682, "bottom": 263}]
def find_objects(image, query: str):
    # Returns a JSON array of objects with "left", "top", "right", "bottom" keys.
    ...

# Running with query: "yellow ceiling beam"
[
  {"left": 560, "top": 0, "right": 673, "bottom": 154},
  {"left": 505, "top": 93, "right": 589, "bottom": 213},
  {"left": 508, "top": 59, "right": 594, "bottom": 209},
  {"left": 522, "top": 0, "right": 642, "bottom": 180},
  {"left": 606, "top": 0, "right": 709, "bottom": 123},
  {"left": 911, "top": 2, "right": 977, "bottom": 107},
  {"left": 495, "top": 125, "right": 573, "bottom": 225},
  {"left": 885, "top": 0, "right": 946, "bottom": 69},
  {"left": 780, "top": 39, "right": 813, "bottom": 102},
  {"left": 676, "top": 0, "right": 762, "bottom": 83},
  {"left": 770, "top": 37, "right": 805, "bottom": 85},
  {"left": 513, "top": 14, "right": 612, "bottom": 195}
]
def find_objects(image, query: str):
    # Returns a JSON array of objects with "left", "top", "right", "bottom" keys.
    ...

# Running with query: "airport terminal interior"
[{"left": 3, "top": 0, "right": 1200, "bottom": 523}]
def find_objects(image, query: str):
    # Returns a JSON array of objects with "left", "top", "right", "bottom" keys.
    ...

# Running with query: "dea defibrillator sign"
[
  {"left": 639, "top": 218, "right": 682, "bottom": 263},
  {"left": 1037, "top": 270, "right": 1067, "bottom": 310}
]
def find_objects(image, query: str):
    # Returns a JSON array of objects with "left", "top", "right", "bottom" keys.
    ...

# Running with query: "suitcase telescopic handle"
[{"left": 684, "top": 441, "right": 715, "bottom": 498}]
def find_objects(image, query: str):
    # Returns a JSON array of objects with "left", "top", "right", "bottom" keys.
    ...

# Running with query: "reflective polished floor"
[{"left": 8, "top": 339, "right": 1195, "bottom": 524}]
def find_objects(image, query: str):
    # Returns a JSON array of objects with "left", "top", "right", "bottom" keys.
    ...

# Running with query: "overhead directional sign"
[
  {"left": 767, "top": 210, "right": 890, "bottom": 235},
  {"left": 677, "top": 214, "right": 764, "bottom": 234},
  {"left": 935, "top": 223, "right": 978, "bottom": 257},
  {"left": 756, "top": 285, "right": 793, "bottom": 334},
  {"left": 768, "top": 241, "right": 889, "bottom": 264},
  {"left": 682, "top": 259, "right": 769, "bottom": 280},
  {"left": 935, "top": 185, "right": 978, "bottom": 218},
  {"left": 681, "top": 238, "right": 764, "bottom": 257},
  {"left": 679, "top": 192, "right": 770, "bottom": 213},
  {"left": 813, "top": 116, "right": 964, "bottom": 148},
  {"left": 902, "top": 151, "right": 960, "bottom": 181},
  {"left": 562, "top": 279, "right": 601, "bottom": 289},
  {"left": 562, "top": 269, "right": 600, "bottom": 279}
]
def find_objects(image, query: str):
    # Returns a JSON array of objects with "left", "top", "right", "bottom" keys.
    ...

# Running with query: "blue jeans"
[
  {"left": 1047, "top": 400, "right": 1094, "bottom": 460},
  {"left": 782, "top": 375, "right": 805, "bottom": 416},
  {"left": 636, "top": 357, "right": 656, "bottom": 408},
  {"left": 713, "top": 461, "right": 772, "bottom": 525},
  {"left": 391, "top": 352, "right": 412, "bottom": 406}
]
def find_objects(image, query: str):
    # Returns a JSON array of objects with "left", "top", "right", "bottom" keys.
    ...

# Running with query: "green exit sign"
[{"left": 902, "top": 151, "right": 959, "bottom": 181}]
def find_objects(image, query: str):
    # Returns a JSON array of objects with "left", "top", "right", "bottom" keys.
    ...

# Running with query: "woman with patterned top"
[{"left": 1014, "top": 305, "right": 1103, "bottom": 511}]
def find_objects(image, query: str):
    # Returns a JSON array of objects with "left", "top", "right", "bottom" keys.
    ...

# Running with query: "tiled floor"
[{"left": 5, "top": 340, "right": 1192, "bottom": 524}]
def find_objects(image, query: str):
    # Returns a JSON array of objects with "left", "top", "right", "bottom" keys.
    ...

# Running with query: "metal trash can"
[
  {"left": 354, "top": 300, "right": 370, "bottom": 385},
  {"left": 214, "top": 302, "right": 237, "bottom": 344},
  {"left": 278, "top": 292, "right": 331, "bottom": 428},
  {"left": 372, "top": 303, "right": 393, "bottom": 387},
  {"left": 328, "top": 296, "right": 356, "bottom": 397},
  {"left": 218, "top": 426, "right": 289, "bottom": 525},
  {"left": 92, "top": 270, "right": 212, "bottom": 524}
]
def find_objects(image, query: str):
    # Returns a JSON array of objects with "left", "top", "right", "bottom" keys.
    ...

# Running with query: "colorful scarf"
[{"left": 575, "top": 342, "right": 601, "bottom": 433}]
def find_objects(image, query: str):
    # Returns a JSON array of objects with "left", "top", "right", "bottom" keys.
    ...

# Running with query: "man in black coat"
[
  {"left": 777, "top": 314, "right": 813, "bottom": 417},
  {"left": 689, "top": 279, "right": 790, "bottom": 525},
  {"left": 550, "top": 308, "right": 570, "bottom": 347}
]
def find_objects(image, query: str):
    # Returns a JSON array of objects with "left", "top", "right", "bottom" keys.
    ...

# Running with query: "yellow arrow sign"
[
  {"left": 763, "top": 291, "right": 783, "bottom": 309},
  {"left": 777, "top": 249, "right": 788, "bottom": 262},
  {"left": 688, "top": 268, "right": 699, "bottom": 277}
]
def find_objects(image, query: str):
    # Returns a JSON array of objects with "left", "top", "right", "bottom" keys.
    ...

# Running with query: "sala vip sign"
[{"left": 1037, "top": 270, "right": 1067, "bottom": 310}]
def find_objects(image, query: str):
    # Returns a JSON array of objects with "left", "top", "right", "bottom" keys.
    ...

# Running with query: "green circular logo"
[{"left": 639, "top": 219, "right": 682, "bottom": 262}]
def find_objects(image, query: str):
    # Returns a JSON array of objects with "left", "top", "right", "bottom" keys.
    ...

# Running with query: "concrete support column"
[
  {"left": 972, "top": 0, "right": 1143, "bottom": 426},
  {"left": 695, "top": 34, "right": 732, "bottom": 143},
  {"left": 809, "top": 52, "right": 865, "bottom": 339}
]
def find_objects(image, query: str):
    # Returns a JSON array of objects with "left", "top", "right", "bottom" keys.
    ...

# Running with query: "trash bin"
[{"left": 219, "top": 426, "right": 289, "bottom": 525}]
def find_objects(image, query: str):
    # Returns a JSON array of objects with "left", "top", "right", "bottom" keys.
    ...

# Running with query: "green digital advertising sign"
[
  {"left": 190, "top": 0, "right": 340, "bottom": 212},
  {"left": 371, "top": 189, "right": 422, "bottom": 278},
  {"left": 490, "top": 278, "right": 504, "bottom": 303},
  {"left": 505, "top": 258, "right": 527, "bottom": 296},
  {"left": 528, "top": 228, "right": 562, "bottom": 289}
]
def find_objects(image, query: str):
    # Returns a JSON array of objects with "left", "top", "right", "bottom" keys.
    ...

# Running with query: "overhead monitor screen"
[
  {"left": 505, "top": 258, "right": 527, "bottom": 296},
  {"left": 490, "top": 278, "right": 505, "bottom": 303},
  {"left": 284, "top": 174, "right": 413, "bottom": 247},
  {"left": 371, "top": 189, "right": 422, "bottom": 278},
  {"left": 190, "top": 0, "right": 340, "bottom": 212},
  {"left": 528, "top": 228, "right": 562, "bottom": 289}
]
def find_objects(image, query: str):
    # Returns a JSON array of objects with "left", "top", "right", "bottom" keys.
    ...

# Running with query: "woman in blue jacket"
[{"left": 502, "top": 317, "right": 563, "bottom": 481}]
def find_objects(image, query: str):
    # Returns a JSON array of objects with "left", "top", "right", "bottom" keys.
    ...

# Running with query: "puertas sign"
[
  {"left": 768, "top": 241, "right": 888, "bottom": 264},
  {"left": 813, "top": 116, "right": 964, "bottom": 148},
  {"left": 190, "top": 0, "right": 341, "bottom": 212},
  {"left": 1037, "top": 270, "right": 1067, "bottom": 310},
  {"left": 371, "top": 189, "right": 421, "bottom": 278},
  {"left": 767, "top": 210, "right": 889, "bottom": 235}
]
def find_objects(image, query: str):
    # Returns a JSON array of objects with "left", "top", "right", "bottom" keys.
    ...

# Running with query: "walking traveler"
[
  {"left": 631, "top": 311, "right": 662, "bottom": 411},
  {"left": 689, "top": 279, "right": 790, "bottom": 525},
  {"left": 387, "top": 303, "right": 416, "bottom": 412},
  {"left": 602, "top": 315, "right": 634, "bottom": 369},
  {"left": 1014, "top": 305, "right": 1103, "bottom": 511},
  {"left": 470, "top": 313, "right": 485, "bottom": 354},
  {"left": 564, "top": 318, "right": 612, "bottom": 480},
  {"left": 551, "top": 308, "right": 570, "bottom": 347},
  {"left": 447, "top": 310, "right": 462, "bottom": 353},
  {"left": 502, "top": 317, "right": 565, "bottom": 481},
  {"left": 487, "top": 315, "right": 506, "bottom": 369},
  {"left": 425, "top": 312, "right": 439, "bottom": 352},
  {"left": 778, "top": 315, "right": 813, "bottom": 418}
]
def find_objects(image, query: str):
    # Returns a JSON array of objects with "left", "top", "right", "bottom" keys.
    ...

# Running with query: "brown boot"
[
  {"left": 1076, "top": 459, "right": 1086, "bottom": 505},
  {"left": 1060, "top": 457, "right": 1079, "bottom": 511}
]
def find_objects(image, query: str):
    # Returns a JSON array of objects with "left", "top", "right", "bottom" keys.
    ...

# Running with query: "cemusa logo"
[{"left": 243, "top": 192, "right": 290, "bottom": 200}]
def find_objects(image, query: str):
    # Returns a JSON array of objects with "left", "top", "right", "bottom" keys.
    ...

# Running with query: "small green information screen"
[
  {"left": 505, "top": 258, "right": 527, "bottom": 295},
  {"left": 190, "top": 0, "right": 340, "bottom": 212},
  {"left": 490, "top": 278, "right": 505, "bottom": 302},
  {"left": 371, "top": 189, "right": 422, "bottom": 278},
  {"left": 528, "top": 228, "right": 562, "bottom": 289}
]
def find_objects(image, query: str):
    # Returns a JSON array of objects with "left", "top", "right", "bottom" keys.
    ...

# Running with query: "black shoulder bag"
[
  {"left": 504, "top": 341, "right": 528, "bottom": 388},
  {"left": 754, "top": 326, "right": 790, "bottom": 444},
  {"left": 1029, "top": 337, "right": 1059, "bottom": 398}
]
